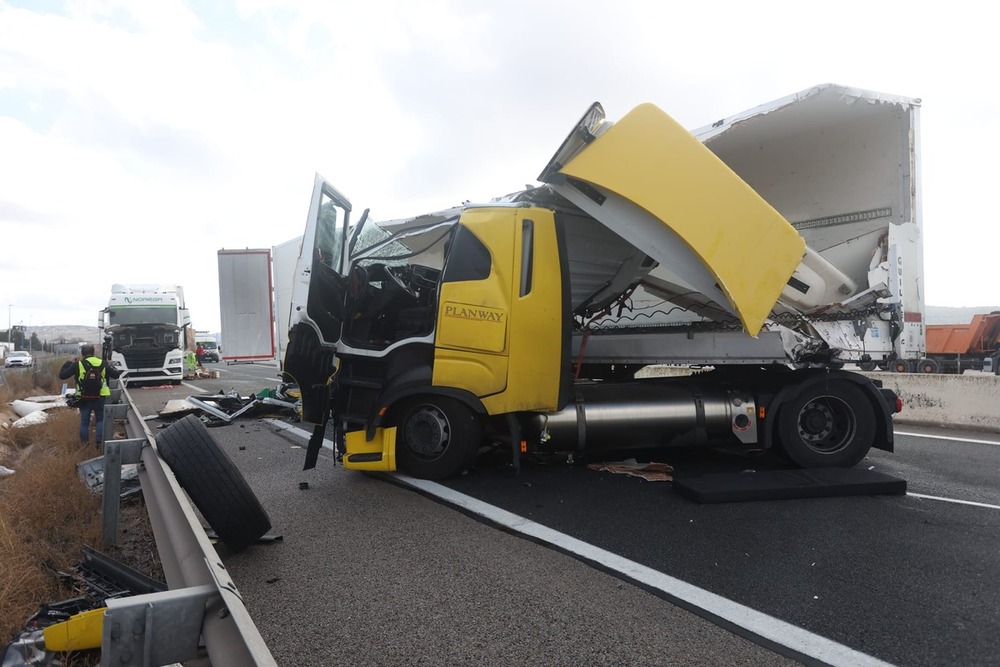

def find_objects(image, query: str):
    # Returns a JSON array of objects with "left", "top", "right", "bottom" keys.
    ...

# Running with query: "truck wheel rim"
[
  {"left": 797, "top": 397, "right": 855, "bottom": 454},
  {"left": 404, "top": 407, "right": 451, "bottom": 459}
]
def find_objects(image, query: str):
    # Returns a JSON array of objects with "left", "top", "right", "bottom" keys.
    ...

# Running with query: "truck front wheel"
[
  {"left": 777, "top": 382, "right": 875, "bottom": 468},
  {"left": 394, "top": 397, "right": 481, "bottom": 480}
]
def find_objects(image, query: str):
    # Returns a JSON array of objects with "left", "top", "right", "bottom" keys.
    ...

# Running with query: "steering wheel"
[{"left": 384, "top": 265, "right": 418, "bottom": 299}]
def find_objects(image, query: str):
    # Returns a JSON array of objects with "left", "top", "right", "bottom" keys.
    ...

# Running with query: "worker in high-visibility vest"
[{"left": 58, "top": 343, "right": 121, "bottom": 447}]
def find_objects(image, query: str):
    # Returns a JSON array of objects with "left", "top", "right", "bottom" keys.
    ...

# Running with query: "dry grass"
[
  {"left": 0, "top": 409, "right": 103, "bottom": 638},
  {"left": 0, "top": 359, "right": 161, "bottom": 650}
]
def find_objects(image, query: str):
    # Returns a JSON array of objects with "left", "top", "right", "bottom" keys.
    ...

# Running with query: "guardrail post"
[{"left": 101, "top": 438, "right": 145, "bottom": 546}]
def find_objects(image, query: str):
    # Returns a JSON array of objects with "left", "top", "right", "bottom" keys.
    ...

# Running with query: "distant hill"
[
  {"left": 925, "top": 305, "right": 1000, "bottom": 325},
  {"left": 31, "top": 325, "right": 101, "bottom": 345}
]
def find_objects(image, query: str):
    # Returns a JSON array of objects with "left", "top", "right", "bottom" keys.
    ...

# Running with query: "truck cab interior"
[{"left": 342, "top": 261, "right": 441, "bottom": 348}]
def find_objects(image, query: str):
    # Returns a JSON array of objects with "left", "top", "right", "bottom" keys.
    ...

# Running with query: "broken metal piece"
[{"left": 185, "top": 394, "right": 263, "bottom": 423}]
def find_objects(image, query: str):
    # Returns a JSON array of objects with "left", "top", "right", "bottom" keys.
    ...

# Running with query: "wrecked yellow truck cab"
[{"left": 283, "top": 94, "right": 901, "bottom": 480}]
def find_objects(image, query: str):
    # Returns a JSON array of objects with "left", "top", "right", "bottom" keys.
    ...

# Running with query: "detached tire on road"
[{"left": 157, "top": 414, "right": 271, "bottom": 552}]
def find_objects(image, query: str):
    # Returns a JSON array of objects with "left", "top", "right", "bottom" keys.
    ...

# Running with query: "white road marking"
[
  {"left": 895, "top": 431, "right": 1000, "bottom": 446},
  {"left": 263, "top": 418, "right": 894, "bottom": 667},
  {"left": 267, "top": 419, "right": 1000, "bottom": 507},
  {"left": 267, "top": 420, "right": 331, "bottom": 446},
  {"left": 890, "top": 431, "right": 1000, "bottom": 507},
  {"left": 397, "top": 474, "right": 895, "bottom": 667},
  {"left": 906, "top": 492, "right": 1000, "bottom": 510}
]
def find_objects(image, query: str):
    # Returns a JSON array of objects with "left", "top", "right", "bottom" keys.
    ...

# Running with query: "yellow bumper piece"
[
  {"left": 343, "top": 428, "right": 397, "bottom": 472},
  {"left": 43, "top": 607, "right": 105, "bottom": 652}
]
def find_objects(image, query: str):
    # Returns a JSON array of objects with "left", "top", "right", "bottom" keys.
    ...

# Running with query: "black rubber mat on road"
[{"left": 673, "top": 467, "right": 907, "bottom": 504}]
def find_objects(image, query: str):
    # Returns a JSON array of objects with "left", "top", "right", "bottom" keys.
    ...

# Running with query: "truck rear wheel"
[
  {"left": 891, "top": 359, "right": 911, "bottom": 373},
  {"left": 157, "top": 414, "right": 272, "bottom": 552},
  {"left": 777, "top": 382, "right": 875, "bottom": 468},
  {"left": 918, "top": 358, "right": 939, "bottom": 374},
  {"left": 393, "top": 397, "right": 481, "bottom": 480}
]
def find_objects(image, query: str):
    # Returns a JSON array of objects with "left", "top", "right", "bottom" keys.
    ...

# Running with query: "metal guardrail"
[{"left": 100, "top": 383, "right": 277, "bottom": 666}]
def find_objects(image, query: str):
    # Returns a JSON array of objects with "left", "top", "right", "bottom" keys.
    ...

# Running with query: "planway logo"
[{"left": 443, "top": 302, "right": 505, "bottom": 324}]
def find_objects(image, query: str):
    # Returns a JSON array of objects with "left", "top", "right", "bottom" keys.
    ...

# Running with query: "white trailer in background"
[
  {"left": 218, "top": 249, "right": 276, "bottom": 364},
  {"left": 272, "top": 236, "right": 302, "bottom": 370}
]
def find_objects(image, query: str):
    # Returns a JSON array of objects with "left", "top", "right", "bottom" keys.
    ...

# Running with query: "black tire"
[
  {"left": 777, "top": 381, "right": 876, "bottom": 468},
  {"left": 393, "top": 396, "right": 481, "bottom": 480},
  {"left": 891, "top": 359, "right": 910, "bottom": 373},
  {"left": 858, "top": 360, "right": 876, "bottom": 371},
  {"left": 918, "top": 358, "right": 939, "bottom": 374},
  {"left": 157, "top": 414, "right": 271, "bottom": 552}
]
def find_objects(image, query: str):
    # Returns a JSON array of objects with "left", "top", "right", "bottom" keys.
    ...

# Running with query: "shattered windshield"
[
  {"left": 350, "top": 212, "right": 459, "bottom": 269},
  {"left": 339, "top": 211, "right": 459, "bottom": 350}
]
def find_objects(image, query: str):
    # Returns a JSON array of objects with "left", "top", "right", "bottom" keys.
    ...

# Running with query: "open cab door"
[{"left": 284, "top": 174, "right": 353, "bottom": 424}]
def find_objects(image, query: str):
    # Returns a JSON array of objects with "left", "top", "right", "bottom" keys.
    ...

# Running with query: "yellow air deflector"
[{"left": 556, "top": 103, "right": 805, "bottom": 335}]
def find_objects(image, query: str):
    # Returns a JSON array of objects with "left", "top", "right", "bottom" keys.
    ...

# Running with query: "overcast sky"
[{"left": 1, "top": 0, "right": 996, "bottom": 337}]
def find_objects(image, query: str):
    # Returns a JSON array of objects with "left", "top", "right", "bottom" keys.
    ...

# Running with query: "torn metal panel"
[
  {"left": 77, "top": 456, "right": 140, "bottom": 499},
  {"left": 158, "top": 398, "right": 200, "bottom": 418}
]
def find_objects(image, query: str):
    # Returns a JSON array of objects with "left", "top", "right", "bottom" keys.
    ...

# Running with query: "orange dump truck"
[{"left": 922, "top": 313, "right": 1000, "bottom": 374}]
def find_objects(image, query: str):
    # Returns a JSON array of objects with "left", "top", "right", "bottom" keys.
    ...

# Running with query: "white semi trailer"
[
  {"left": 217, "top": 248, "right": 276, "bottom": 364},
  {"left": 602, "top": 84, "right": 925, "bottom": 372}
]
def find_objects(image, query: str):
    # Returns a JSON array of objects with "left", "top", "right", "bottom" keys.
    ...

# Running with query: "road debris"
[
  {"left": 77, "top": 456, "right": 141, "bottom": 499},
  {"left": 1, "top": 546, "right": 166, "bottom": 666},
  {"left": 168, "top": 385, "right": 301, "bottom": 425},
  {"left": 586, "top": 458, "right": 674, "bottom": 482}
]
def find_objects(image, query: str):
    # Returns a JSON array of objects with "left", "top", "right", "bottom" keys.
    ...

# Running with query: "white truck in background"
[
  {"left": 217, "top": 248, "right": 276, "bottom": 364},
  {"left": 99, "top": 284, "right": 191, "bottom": 385},
  {"left": 194, "top": 331, "right": 221, "bottom": 363}
]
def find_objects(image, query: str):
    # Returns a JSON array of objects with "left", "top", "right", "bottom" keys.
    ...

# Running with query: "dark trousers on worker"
[{"left": 78, "top": 397, "right": 107, "bottom": 446}]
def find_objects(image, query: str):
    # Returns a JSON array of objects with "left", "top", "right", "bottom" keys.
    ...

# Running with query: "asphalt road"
[{"left": 128, "top": 363, "right": 1000, "bottom": 666}]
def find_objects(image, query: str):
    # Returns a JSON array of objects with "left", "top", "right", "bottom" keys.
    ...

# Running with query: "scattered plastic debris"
[
  {"left": 586, "top": 458, "right": 674, "bottom": 482},
  {"left": 1, "top": 546, "right": 166, "bottom": 666},
  {"left": 13, "top": 410, "right": 49, "bottom": 428}
]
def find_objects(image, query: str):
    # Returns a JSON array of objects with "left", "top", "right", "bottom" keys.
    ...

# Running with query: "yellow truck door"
[{"left": 433, "top": 207, "right": 567, "bottom": 414}]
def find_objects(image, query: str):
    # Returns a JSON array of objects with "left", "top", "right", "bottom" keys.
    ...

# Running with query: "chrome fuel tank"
[{"left": 525, "top": 381, "right": 757, "bottom": 452}]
